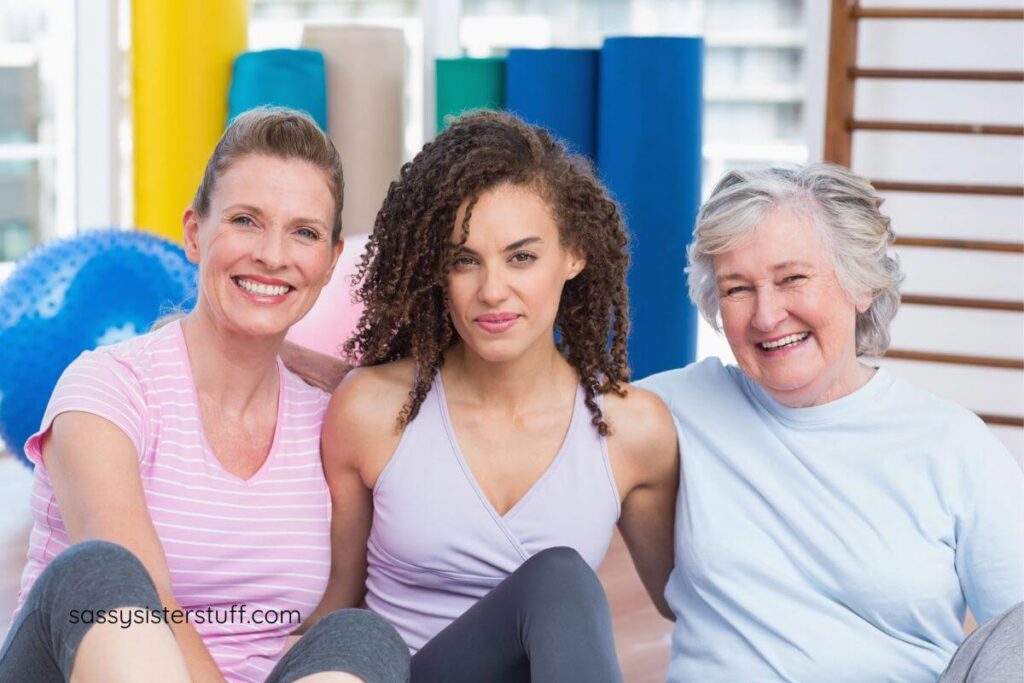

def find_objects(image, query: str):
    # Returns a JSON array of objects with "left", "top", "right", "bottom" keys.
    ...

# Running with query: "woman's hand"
[{"left": 279, "top": 341, "right": 353, "bottom": 393}]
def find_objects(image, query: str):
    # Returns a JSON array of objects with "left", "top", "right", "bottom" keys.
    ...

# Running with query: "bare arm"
[
  {"left": 609, "top": 389, "right": 680, "bottom": 620},
  {"left": 279, "top": 341, "right": 352, "bottom": 393},
  {"left": 297, "top": 367, "right": 405, "bottom": 631},
  {"left": 45, "top": 411, "right": 226, "bottom": 682}
]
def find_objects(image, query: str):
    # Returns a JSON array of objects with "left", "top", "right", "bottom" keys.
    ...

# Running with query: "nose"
[
  {"left": 254, "top": 229, "right": 286, "bottom": 270},
  {"left": 478, "top": 264, "right": 511, "bottom": 305},
  {"left": 750, "top": 286, "right": 788, "bottom": 332}
]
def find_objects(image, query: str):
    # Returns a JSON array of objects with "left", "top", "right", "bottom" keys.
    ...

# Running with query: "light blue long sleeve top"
[{"left": 638, "top": 359, "right": 1024, "bottom": 683}]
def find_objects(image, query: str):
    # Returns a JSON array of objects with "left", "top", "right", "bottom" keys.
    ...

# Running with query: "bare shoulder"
[
  {"left": 328, "top": 359, "right": 416, "bottom": 433},
  {"left": 323, "top": 359, "right": 417, "bottom": 480},
  {"left": 603, "top": 384, "right": 679, "bottom": 483},
  {"left": 604, "top": 384, "right": 676, "bottom": 447}
]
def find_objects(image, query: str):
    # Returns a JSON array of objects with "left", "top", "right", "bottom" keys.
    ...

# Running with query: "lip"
[{"left": 475, "top": 313, "right": 520, "bottom": 334}]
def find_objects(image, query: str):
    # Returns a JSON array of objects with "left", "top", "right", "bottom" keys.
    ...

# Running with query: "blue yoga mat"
[
  {"left": 506, "top": 48, "right": 599, "bottom": 161},
  {"left": 598, "top": 37, "right": 703, "bottom": 379},
  {"left": 228, "top": 49, "right": 328, "bottom": 130}
]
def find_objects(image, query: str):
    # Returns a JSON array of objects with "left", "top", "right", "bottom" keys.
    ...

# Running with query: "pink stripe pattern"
[{"left": 15, "top": 321, "right": 331, "bottom": 683}]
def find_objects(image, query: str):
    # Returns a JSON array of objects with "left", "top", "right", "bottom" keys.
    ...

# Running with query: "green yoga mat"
[{"left": 435, "top": 57, "right": 506, "bottom": 132}]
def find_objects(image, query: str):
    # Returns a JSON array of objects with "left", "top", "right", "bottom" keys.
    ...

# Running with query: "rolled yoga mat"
[
  {"left": 302, "top": 25, "right": 405, "bottom": 236},
  {"left": 228, "top": 49, "right": 328, "bottom": 130},
  {"left": 506, "top": 48, "right": 599, "bottom": 161},
  {"left": 132, "top": 0, "right": 247, "bottom": 242},
  {"left": 598, "top": 37, "right": 703, "bottom": 379},
  {"left": 435, "top": 57, "right": 506, "bottom": 132}
]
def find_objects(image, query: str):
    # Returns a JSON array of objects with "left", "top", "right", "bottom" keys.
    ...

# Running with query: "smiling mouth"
[
  {"left": 233, "top": 277, "right": 293, "bottom": 297},
  {"left": 760, "top": 332, "right": 810, "bottom": 351}
]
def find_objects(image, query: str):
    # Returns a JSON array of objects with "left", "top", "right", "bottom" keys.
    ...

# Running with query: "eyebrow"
[
  {"left": 456, "top": 236, "right": 543, "bottom": 256},
  {"left": 223, "top": 204, "right": 329, "bottom": 229},
  {"left": 716, "top": 261, "right": 814, "bottom": 283}
]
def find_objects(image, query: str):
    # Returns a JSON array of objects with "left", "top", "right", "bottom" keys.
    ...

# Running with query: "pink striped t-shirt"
[{"left": 17, "top": 320, "right": 331, "bottom": 683}]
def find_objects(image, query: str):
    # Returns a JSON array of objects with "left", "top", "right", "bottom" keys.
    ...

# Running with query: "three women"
[{"left": 5, "top": 105, "right": 1021, "bottom": 683}]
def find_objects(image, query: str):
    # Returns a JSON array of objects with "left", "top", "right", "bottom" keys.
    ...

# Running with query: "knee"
[
  {"left": 43, "top": 541, "right": 146, "bottom": 587},
  {"left": 312, "top": 609, "right": 409, "bottom": 663},
  {"left": 34, "top": 541, "right": 155, "bottom": 611},
  {"left": 519, "top": 547, "right": 606, "bottom": 606}
]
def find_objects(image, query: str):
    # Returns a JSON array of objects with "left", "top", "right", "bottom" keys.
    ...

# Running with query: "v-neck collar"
[
  {"left": 433, "top": 372, "right": 581, "bottom": 528},
  {"left": 173, "top": 320, "right": 286, "bottom": 486}
]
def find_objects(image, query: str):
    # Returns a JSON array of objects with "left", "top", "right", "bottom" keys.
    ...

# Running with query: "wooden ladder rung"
[
  {"left": 871, "top": 180, "right": 1024, "bottom": 197},
  {"left": 977, "top": 413, "right": 1024, "bottom": 428},
  {"left": 901, "top": 294, "right": 1024, "bottom": 312},
  {"left": 852, "top": 8, "right": 1024, "bottom": 21},
  {"left": 850, "top": 67, "right": 1024, "bottom": 82},
  {"left": 848, "top": 119, "right": 1024, "bottom": 136},
  {"left": 894, "top": 237, "right": 1024, "bottom": 254},
  {"left": 885, "top": 348, "right": 1024, "bottom": 370}
]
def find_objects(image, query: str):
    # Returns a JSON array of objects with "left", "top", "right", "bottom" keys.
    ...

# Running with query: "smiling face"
[
  {"left": 446, "top": 183, "right": 585, "bottom": 364},
  {"left": 714, "top": 207, "right": 871, "bottom": 407},
  {"left": 183, "top": 153, "right": 342, "bottom": 340}
]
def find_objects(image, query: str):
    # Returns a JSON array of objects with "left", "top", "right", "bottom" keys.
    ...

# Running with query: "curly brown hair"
[{"left": 345, "top": 110, "right": 630, "bottom": 435}]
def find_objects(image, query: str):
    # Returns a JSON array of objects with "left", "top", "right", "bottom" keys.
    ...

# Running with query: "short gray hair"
[{"left": 686, "top": 163, "right": 903, "bottom": 357}]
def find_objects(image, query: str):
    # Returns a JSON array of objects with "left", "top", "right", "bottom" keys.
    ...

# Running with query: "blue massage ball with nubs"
[{"left": 0, "top": 229, "right": 197, "bottom": 465}]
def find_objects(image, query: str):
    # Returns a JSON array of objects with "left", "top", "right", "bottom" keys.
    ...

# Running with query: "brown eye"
[{"left": 510, "top": 252, "right": 536, "bottom": 264}]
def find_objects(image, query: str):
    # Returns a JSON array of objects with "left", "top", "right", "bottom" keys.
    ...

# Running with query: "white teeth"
[
  {"left": 235, "top": 278, "right": 290, "bottom": 297},
  {"left": 761, "top": 332, "right": 809, "bottom": 350}
]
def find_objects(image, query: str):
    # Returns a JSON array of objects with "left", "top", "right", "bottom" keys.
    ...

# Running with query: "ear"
[
  {"left": 182, "top": 208, "right": 201, "bottom": 264},
  {"left": 854, "top": 291, "right": 873, "bottom": 314},
  {"left": 565, "top": 250, "right": 587, "bottom": 281},
  {"left": 323, "top": 236, "right": 344, "bottom": 285}
]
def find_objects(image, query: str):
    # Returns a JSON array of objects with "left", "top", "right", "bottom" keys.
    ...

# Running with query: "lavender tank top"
[{"left": 365, "top": 373, "right": 622, "bottom": 651}]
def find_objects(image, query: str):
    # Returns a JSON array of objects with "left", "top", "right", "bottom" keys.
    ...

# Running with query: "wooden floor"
[{"left": 0, "top": 453, "right": 671, "bottom": 679}]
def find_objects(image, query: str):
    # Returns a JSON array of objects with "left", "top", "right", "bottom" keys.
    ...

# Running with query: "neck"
[
  {"left": 779, "top": 356, "right": 876, "bottom": 408},
  {"left": 180, "top": 304, "right": 283, "bottom": 413},
  {"left": 442, "top": 337, "right": 576, "bottom": 413}
]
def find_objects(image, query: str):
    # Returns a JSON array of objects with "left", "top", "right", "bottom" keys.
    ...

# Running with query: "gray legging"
[
  {"left": 411, "top": 546, "right": 624, "bottom": 683},
  {"left": 938, "top": 602, "right": 1024, "bottom": 683},
  {"left": 0, "top": 540, "right": 409, "bottom": 683}
]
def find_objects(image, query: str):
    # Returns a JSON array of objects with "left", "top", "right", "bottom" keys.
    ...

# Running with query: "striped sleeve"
[{"left": 24, "top": 349, "right": 148, "bottom": 470}]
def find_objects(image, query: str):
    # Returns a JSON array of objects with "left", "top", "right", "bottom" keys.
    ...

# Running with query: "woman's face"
[
  {"left": 714, "top": 207, "right": 870, "bottom": 407},
  {"left": 446, "top": 183, "right": 585, "bottom": 364},
  {"left": 183, "top": 153, "right": 341, "bottom": 340}
]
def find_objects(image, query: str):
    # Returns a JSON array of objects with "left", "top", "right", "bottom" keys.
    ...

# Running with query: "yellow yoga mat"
[
  {"left": 132, "top": 0, "right": 248, "bottom": 242},
  {"left": 301, "top": 25, "right": 405, "bottom": 236}
]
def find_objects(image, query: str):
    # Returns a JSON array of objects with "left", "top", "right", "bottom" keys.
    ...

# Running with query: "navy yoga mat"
[
  {"left": 598, "top": 37, "right": 703, "bottom": 379},
  {"left": 228, "top": 49, "right": 328, "bottom": 130},
  {"left": 506, "top": 48, "right": 599, "bottom": 161}
]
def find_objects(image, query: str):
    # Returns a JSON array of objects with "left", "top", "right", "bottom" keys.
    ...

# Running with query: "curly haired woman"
[{"left": 299, "top": 111, "right": 679, "bottom": 682}]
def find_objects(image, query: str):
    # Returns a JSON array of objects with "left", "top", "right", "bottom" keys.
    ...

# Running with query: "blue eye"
[
  {"left": 296, "top": 227, "right": 320, "bottom": 240},
  {"left": 231, "top": 215, "right": 255, "bottom": 226}
]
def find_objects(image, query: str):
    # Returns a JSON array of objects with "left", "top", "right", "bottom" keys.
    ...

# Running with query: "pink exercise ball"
[{"left": 286, "top": 232, "right": 368, "bottom": 357}]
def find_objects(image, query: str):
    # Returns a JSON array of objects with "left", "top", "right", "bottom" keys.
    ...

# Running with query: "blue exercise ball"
[{"left": 0, "top": 229, "right": 197, "bottom": 466}]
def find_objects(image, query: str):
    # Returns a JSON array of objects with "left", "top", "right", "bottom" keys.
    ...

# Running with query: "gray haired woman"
[{"left": 639, "top": 163, "right": 1023, "bottom": 683}]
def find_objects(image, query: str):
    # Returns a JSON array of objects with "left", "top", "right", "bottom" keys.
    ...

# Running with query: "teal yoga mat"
[
  {"left": 435, "top": 57, "right": 506, "bottom": 132},
  {"left": 228, "top": 49, "right": 327, "bottom": 130}
]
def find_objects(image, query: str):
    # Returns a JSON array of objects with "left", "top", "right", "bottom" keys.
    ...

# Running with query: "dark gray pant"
[
  {"left": 0, "top": 540, "right": 409, "bottom": 683},
  {"left": 411, "top": 547, "right": 623, "bottom": 683},
  {"left": 939, "top": 602, "right": 1024, "bottom": 683}
]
